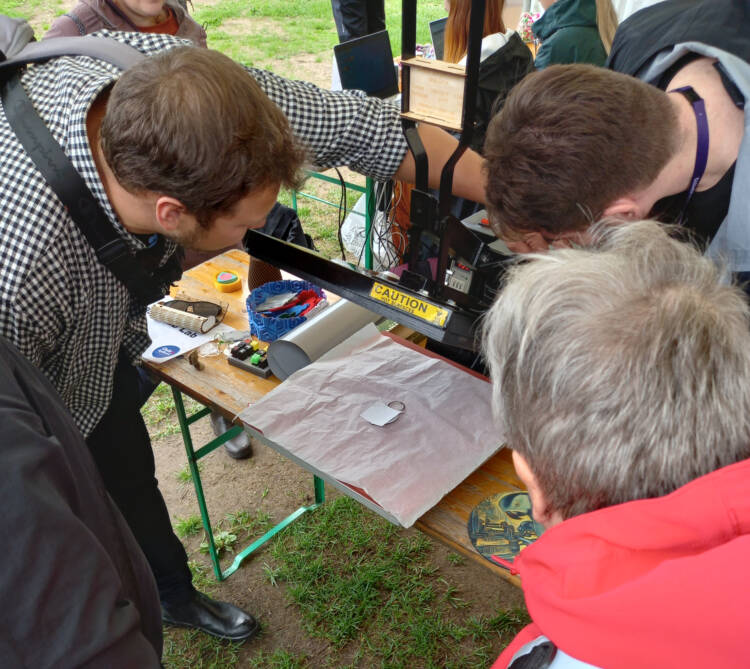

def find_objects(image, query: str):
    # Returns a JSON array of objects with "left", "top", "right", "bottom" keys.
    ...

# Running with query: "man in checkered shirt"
[{"left": 0, "top": 31, "right": 486, "bottom": 642}]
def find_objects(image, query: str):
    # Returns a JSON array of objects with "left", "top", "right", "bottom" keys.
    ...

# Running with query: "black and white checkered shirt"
[{"left": 0, "top": 30, "right": 406, "bottom": 436}]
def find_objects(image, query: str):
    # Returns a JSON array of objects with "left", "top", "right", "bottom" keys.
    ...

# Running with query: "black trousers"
[
  {"left": 87, "top": 354, "right": 193, "bottom": 604},
  {"left": 331, "top": 0, "right": 386, "bottom": 43}
]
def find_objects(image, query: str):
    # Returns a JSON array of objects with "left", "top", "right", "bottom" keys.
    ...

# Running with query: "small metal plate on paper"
[
  {"left": 369, "top": 282, "right": 449, "bottom": 327},
  {"left": 360, "top": 400, "right": 404, "bottom": 427}
]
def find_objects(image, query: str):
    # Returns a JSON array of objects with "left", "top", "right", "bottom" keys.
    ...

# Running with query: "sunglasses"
[{"left": 162, "top": 300, "right": 226, "bottom": 321}]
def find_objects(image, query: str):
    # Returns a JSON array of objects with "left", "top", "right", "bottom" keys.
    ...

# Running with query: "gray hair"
[{"left": 482, "top": 220, "right": 750, "bottom": 520}]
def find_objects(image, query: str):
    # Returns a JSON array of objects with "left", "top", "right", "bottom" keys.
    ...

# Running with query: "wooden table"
[
  {"left": 144, "top": 250, "right": 278, "bottom": 421},
  {"left": 145, "top": 250, "right": 524, "bottom": 587}
]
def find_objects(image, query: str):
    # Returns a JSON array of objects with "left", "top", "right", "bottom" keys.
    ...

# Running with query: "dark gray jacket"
[{"left": 0, "top": 336, "right": 161, "bottom": 668}]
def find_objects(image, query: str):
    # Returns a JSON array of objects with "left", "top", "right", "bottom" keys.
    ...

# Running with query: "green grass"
[
  {"left": 278, "top": 175, "right": 365, "bottom": 261},
  {"left": 194, "top": 0, "right": 446, "bottom": 70},
  {"left": 225, "top": 508, "right": 273, "bottom": 535},
  {"left": 175, "top": 463, "right": 201, "bottom": 484},
  {"left": 248, "top": 649, "right": 309, "bottom": 669},
  {"left": 163, "top": 628, "right": 243, "bottom": 669},
  {"left": 174, "top": 515, "right": 203, "bottom": 538},
  {"left": 0, "top": 0, "right": 66, "bottom": 32},
  {"left": 267, "top": 497, "right": 529, "bottom": 667},
  {"left": 196, "top": 509, "right": 274, "bottom": 556},
  {"left": 187, "top": 560, "right": 219, "bottom": 593},
  {"left": 141, "top": 383, "right": 177, "bottom": 423},
  {"left": 141, "top": 383, "right": 203, "bottom": 439}
]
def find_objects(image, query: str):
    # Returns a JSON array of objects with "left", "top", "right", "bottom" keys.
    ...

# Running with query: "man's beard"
[{"left": 168, "top": 224, "right": 213, "bottom": 251}]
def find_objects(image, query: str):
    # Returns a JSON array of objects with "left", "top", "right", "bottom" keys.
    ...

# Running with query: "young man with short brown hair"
[
  {"left": 484, "top": 63, "right": 677, "bottom": 239},
  {"left": 484, "top": 0, "right": 749, "bottom": 268}
]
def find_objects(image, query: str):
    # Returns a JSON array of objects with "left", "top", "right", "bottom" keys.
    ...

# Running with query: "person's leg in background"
[
  {"left": 87, "top": 352, "right": 259, "bottom": 641},
  {"left": 332, "top": 0, "right": 383, "bottom": 43},
  {"left": 366, "top": 0, "right": 386, "bottom": 34},
  {"left": 330, "top": 0, "right": 349, "bottom": 42}
]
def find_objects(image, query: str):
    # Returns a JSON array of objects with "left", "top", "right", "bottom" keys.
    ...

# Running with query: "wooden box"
[{"left": 401, "top": 57, "right": 466, "bottom": 131}]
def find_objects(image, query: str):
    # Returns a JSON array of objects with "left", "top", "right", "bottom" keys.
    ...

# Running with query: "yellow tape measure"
[{"left": 214, "top": 270, "right": 241, "bottom": 292}]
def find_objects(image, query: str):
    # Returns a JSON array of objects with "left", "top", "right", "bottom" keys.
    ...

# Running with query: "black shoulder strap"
[
  {"left": 0, "top": 38, "right": 169, "bottom": 304},
  {"left": 0, "top": 34, "right": 145, "bottom": 73}
]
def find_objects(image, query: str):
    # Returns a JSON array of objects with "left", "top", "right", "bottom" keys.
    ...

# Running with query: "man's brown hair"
[
  {"left": 101, "top": 46, "right": 306, "bottom": 226},
  {"left": 483, "top": 64, "right": 678, "bottom": 238}
]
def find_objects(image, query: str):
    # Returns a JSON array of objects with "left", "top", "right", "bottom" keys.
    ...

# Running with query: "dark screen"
[
  {"left": 430, "top": 17, "right": 447, "bottom": 60},
  {"left": 334, "top": 30, "right": 399, "bottom": 99}
]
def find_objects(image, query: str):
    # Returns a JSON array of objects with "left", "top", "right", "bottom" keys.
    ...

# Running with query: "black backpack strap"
[
  {"left": 0, "top": 34, "right": 145, "bottom": 73},
  {"left": 1, "top": 71, "right": 165, "bottom": 304}
]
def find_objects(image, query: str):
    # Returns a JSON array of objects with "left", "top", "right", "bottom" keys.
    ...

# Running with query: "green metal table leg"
[
  {"left": 220, "top": 480, "right": 325, "bottom": 579},
  {"left": 314, "top": 474, "right": 325, "bottom": 504},
  {"left": 170, "top": 387, "right": 326, "bottom": 581},
  {"left": 172, "top": 387, "right": 226, "bottom": 581}
]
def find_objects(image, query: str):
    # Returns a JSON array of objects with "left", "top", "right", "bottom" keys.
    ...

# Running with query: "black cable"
[{"left": 334, "top": 167, "right": 347, "bottom": 261}]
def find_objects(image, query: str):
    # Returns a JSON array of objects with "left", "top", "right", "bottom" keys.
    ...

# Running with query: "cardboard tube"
[{"left": 267, "top": 299, "right": 380, "bottom": 380}]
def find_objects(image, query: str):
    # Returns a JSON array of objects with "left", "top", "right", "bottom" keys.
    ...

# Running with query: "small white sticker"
[{"left": 360, "top": 401, "right": 403, "bottom": 427}]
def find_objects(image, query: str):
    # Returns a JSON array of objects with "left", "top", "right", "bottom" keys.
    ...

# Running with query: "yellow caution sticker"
[{"left": 369, "top": 283, "right": 449, "bottom": 327}]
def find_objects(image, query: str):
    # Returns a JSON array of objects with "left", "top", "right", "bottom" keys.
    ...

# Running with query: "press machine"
[{"left": 244, "top": 0, "right": 511, "bottom": 352}]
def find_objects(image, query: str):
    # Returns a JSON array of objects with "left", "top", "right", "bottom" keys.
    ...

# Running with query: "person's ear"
[
  {"left": 522, "top": 231, "right": 552, "bottom": 252},
  {"left": 505, "top": 239, "right": 534, "bottom": 254},
  {"left": 154, "top": 196, "right": 187, "bottom": 233},
  {"left": 504, "top": 231, "right": 552, "bottom": 254},
  {"left": 511, "top": 450, "right": 559, "bottom": 529},
  {"left": 602, "top": 197, "right": 642, "bottom": 221}
]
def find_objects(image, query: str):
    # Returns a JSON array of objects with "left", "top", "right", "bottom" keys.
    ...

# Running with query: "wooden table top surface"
[{"left": 144, "top": 249, "right": 524, "bottom": 587}]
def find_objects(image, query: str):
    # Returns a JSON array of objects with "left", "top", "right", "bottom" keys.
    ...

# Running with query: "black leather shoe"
[
  {"left": 162, "top": 590, "right": 260, "bottom": 641},
  {"left": 209, "top": 411, "right": 252, "bottom": 460}
]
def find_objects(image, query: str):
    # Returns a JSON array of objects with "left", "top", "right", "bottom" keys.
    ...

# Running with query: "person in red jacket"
[{"left": 482, "top": 220, "right": 750, "bottom": 668}]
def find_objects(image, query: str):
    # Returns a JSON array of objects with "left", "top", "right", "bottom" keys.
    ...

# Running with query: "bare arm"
[
  {"left": 393, "top": 123, "right": 487, "bottom": 205},
  {"left": 247, "top": 67, "right": 486, "bottom": 203}
]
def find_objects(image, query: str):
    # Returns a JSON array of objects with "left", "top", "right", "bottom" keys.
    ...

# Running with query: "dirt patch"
[
  {"left": 153, "top": 419, "right": 525, "bottom": 664},
  {"left": 155, "top": 422, "right": 329, "bottom": 660},
  {"left": 219, "top": 16, "right": 286, "bottom": 39},
  {"left": 260, "top": 52, "right": 333, "bottom": 89}
]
